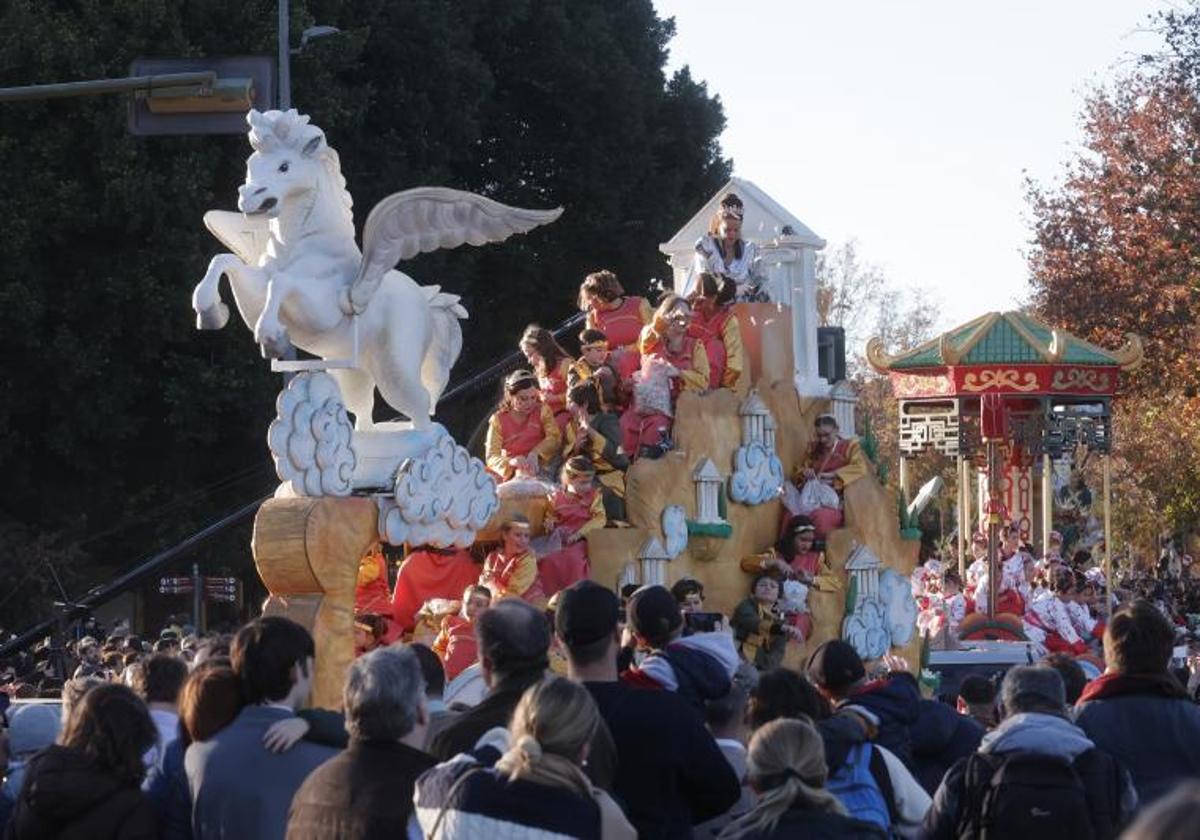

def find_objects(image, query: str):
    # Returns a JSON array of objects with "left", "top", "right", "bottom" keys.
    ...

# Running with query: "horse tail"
[{"left": 421, "top": 285, "right": 467, "bottom": 410}]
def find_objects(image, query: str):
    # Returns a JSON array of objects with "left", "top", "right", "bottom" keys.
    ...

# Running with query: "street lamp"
[{"left": 277, "top": 0, "right": 341, "bottom": 109}]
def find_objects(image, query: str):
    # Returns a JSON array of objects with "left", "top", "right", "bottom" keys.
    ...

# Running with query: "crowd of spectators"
[{"left": 3, "top": 577, "right": 1200, "bottom": 838}]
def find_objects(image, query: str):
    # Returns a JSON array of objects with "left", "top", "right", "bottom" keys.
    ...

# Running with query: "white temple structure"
[{"left": 659, "top": 177, "right": 829, "bottom": 398}]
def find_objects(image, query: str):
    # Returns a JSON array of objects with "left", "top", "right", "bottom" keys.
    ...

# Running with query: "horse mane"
[{"left": 247, "top": 109, "right": 354, "bottom": 231}]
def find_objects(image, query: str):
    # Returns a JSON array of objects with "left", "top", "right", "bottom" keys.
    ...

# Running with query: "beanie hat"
[
  {"left": 1001, "top": 665, "right": 1066, "bottom": 713},
  {"left": 555, "top": 580, "right": 620, "bottom": 647},
  {"left": 8, "top": 703, "right": 61, "bottom": 756},
  {"left": 627, "top": 585, "right": 683, "bottom": 648},
  {"left": 806, "top": 639, "right": 866, "bottom": 693}
]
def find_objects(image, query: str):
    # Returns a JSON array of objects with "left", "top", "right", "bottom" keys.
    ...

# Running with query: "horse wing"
[
  {"left": 204, "top": 210, "right": 271, "bottom": 266},
  {"left": 342, "top": 187, "right": 563, "bottom": 315}
]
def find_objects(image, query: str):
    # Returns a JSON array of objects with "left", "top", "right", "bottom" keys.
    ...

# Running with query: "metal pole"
[
  {"left": 278, "top": 0, "right": 291, "bottom": 109},
  {"left": 0, "top": 72, "right": 217, "bottom": 102},
  {"left": 986, "top": 440, "right": 999, "bottom": 617},
  {"left": 898, "top": 456, "right": 910, "bottom": 505},
  {"left": 1042, "top": 452, "right": 1053, "bottom": 557},
  {"left": 956, "top": 455, "right": 966, "bottom": 578},
  {"left": 1104, "top": 453, "right": 1113, "bottom": 619},
  {"left": 0, "top": 494, "right": 268, "bottom": 659},
  {"left": 192, "top": 563, "right": 203, "bottom": 632},
  {"left": 965, "top": 460, "right": 974, "bottom": 542}
]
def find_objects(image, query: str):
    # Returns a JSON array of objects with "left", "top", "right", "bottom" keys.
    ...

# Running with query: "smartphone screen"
[{"left": 684, "top": 611, "right": 723, "bottom": 633}]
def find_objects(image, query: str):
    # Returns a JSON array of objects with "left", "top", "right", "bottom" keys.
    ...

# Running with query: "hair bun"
[{"left": 515, "top": 733, "right": 542, "bottom": 760}]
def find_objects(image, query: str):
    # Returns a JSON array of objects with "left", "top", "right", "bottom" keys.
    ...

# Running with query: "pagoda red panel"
[{"left": 889, "top": 364, "right": 1120, "bottom": 400}]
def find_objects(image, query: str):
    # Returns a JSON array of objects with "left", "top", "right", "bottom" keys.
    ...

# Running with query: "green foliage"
[
  {"left": 860, "top": 414, "right": 879, "bottom": 463},
  {"left": 898, "top": 489, "right": 922, "bottom": 540},
  {"left": 0, "top": 0, "right": 729, "bottom": 627}
]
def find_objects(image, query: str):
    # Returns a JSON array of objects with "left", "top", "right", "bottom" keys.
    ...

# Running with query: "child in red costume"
[
  {"left": 355, "top": 543, "right": 399, "bottom": 642},
  {"left": 480, "top": 516, "right": 545, "bottom": 607},
  {"left": 433, "top": 584, "right": 492, "bottom": 682},
  {"left": 484, "top": 370, "right": 561, "bottom": 481},
  {"left": 567, "top": 329, "right": 621, "bottom": 409},
  {"left": 538, "top": 457, "right": 606, "bottom": 597},
  {"left": 686, "top": 272, "right": 744, "bottom": 390},
  {"left": 578, "top": 269, "right": 652, "bottom": 385},
  {"left": 520, "top": 325, "right": 575, "bottom": 433}
]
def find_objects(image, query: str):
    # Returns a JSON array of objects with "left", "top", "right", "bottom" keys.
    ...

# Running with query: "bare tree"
[{"left": 816, "top": 239, "right": 938, "bottom": 377}]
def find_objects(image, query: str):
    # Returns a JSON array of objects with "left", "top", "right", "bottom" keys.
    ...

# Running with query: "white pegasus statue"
[{"left": 192, "top": 109, "right": 562, "bottom": 429}]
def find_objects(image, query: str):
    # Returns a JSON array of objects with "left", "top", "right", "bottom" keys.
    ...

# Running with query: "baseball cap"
[{"left": 555, "top": 580, "right": 620, "bottom": 647}]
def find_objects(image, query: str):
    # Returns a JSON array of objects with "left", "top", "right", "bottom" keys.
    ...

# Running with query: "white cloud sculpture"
[
  {"left": 729, "top": 441, "right": 785, "bottom": 505},
  {"left": 662, "top": 505, "right": 688, "bottom": 559},
  {"left": 880, "top": 568, "right": 918, "bottom": 647},
  {"left": 842, "top": 598, "right": 890, "bottom": 661},
  {"left": 378, "top": 431, "right": 498, "bottom": 548},
  {"left": 267, "top": 372, "right": 356, "bottom": 497}
]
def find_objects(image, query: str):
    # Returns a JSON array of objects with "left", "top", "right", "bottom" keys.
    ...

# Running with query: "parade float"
[
  {"left": 867, "top": 312, "right": 1143, "bottom": 662},
  {"left": 194, "top": 110, "right": 923, "bottom": 704}
]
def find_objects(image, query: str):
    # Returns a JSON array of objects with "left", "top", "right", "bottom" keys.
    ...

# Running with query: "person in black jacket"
[
  {"left": 5, "top": 683, "right": 159, "bottom": 840},
  {"left": 1074, "top": 599, "right": 1200, "bottom": 804},
  {"left": 910, "top": 698, "right": 984, "bottom": 795},
  {"left": 555, "top": 580, "right": 741, "bottom": 839},
  {"left": 806, "top": 641, "right": 921, "bottom": 770},
  {"left": 717, "top": 717, "right": 885, "bottom": 839}
]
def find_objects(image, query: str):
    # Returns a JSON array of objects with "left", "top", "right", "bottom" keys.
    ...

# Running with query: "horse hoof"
[
  {"left": 259, "top": 334, "right": 293, "bottom": 359},
  {"left": 196, "top": 302, "right": 230, "bottom": 330}
]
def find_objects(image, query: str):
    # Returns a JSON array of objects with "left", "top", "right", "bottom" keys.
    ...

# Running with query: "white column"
[
  {"left": 795, "top": 245, "right": 828, "bottom": 397},
  {"left": 831, "top": 382, "right": 858, "bottom": 437}
]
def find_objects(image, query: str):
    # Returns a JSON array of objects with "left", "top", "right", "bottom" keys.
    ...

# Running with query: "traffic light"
[{"left": 128, "top": 56, "right": 275, "bottom": 136}]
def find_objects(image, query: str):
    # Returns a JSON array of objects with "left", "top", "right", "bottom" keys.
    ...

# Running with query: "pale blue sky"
[{"left": 654, "top": 0, "right": 1167, "bottom": 331}]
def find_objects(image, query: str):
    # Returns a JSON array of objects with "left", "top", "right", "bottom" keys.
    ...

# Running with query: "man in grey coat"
[
  {"left": 922, "top": 665, "right": 1137, "bottom": 840},
  {"left": 186, "top": 617, "right": 339, "bottom": 840}
]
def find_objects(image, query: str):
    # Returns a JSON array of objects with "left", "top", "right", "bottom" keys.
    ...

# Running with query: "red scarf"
[{"left": 1077, "top": 671, "right": 1188, "bottom": 704}]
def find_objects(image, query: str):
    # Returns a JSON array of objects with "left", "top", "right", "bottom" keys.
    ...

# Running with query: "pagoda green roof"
[{"left": 866, "top": 311, "right": 1143, "bottom": 372}]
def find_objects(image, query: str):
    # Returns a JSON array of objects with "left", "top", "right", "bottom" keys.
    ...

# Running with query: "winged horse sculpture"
[{"left": 192, "top": 109, "right": 562, "bottom": 429}]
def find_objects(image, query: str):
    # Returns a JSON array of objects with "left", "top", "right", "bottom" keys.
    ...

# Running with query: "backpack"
[
  {"left": 826, "top": 742, "right": 897, "bottom": 833},
  {"left": 958, "top": 749, "right": 1120, "bottom": 840}
]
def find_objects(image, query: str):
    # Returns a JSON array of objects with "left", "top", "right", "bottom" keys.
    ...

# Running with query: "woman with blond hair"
[
  {"left": 718, "top": 718, "right": 885, "bottom": 840},
  {"left": 637, "top": 293, "right": 709, "bottom": 392},
  {"left": 415, "top": 676, "right": 634, "bottom": 839}
]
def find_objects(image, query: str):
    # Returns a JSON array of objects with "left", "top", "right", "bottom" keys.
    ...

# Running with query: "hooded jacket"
[
  {"left": 920, "top": 712, "right": 1138, "bottom": 840},
  {"left": 910, "top": 699, "right": 984, "bottom": 794},
  {"left": 3, "top": 745, "right": 158, "bottom": 840},
  {"left": 623, "top": 631, "right": 738, "bottom": 710},
  {"left": 838, "top": 672, "right": 921, "bottom": 769}
]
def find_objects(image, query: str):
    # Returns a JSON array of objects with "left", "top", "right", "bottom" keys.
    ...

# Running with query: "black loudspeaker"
[{"left": 817, "top": 326, "right": 846, "bottom": 384}]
